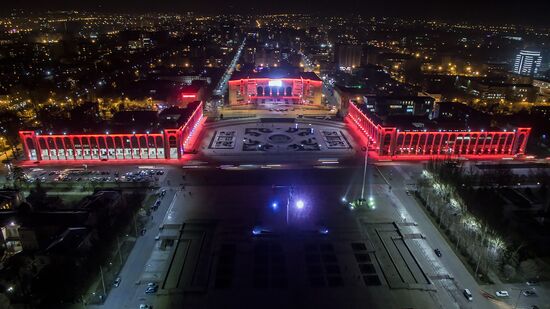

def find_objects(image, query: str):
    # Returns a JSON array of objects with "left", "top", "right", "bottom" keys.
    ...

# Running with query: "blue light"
[
  {"left": 271, "top": 202, "right": 278, "bottom": 210},
  {"left": 341, "top": 197, "right": 347, "bottom": 202},
  {"left": 252, "top": 227, "right": 262, "bottom": 235},
  {"left": 296, "top": 200, "right": 305, "bottom": 209},
  {"left": 319, "top": 228, "right": 329, "bottom": 235}
]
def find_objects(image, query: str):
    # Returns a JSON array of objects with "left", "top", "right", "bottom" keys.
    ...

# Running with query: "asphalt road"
[
  {"left": 88, "top": 167, "right": 180, "bottom": 309},
  {"left": 376, "top": 162, "right": 549, "bottom": 309}
]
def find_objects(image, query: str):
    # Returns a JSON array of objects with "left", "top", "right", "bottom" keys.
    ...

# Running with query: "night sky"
[{"left": 4, "top": 0, "right": 550, "bottom": 26}]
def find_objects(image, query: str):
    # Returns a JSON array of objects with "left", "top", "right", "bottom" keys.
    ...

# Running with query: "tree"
[
  {"left": 26, "top": 180, "right": 48, "bottom": 209},
  {"left": 0, "top": 293, "right": 11, "bottom": 309},
  {"left": 11, "top": 166, "right": 24, "bottom": 189}
]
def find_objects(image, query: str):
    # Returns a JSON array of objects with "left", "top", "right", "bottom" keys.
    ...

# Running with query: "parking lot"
[{"left": 22, "top": 166, "right": 166, "bottom": 184}]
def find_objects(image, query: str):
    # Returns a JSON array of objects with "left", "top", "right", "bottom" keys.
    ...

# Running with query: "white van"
[{"left": 463, "top": 289, "right": 473, "bottom": 301}]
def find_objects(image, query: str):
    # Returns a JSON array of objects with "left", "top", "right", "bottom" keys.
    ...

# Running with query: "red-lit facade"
[
  {"left": 347, "top": 102, "right": 531, "bottom": 160},
  {"left": 228, "top": 72, "right": 323, "bottom": 106},
  {"left": 179, "top": 84, "right": 206, "bottom": 107},
  {"left": 19, "top": 102, "right": 204, "bottom": 162}
]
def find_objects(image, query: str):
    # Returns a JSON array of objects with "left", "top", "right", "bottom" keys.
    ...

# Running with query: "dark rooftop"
[{"left": 355, "top": 102, "right": 497, "bottom": 132}]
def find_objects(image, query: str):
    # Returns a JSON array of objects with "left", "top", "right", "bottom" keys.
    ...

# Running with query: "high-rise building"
[
  {"left": 335, "top": 44, "right": 362, "bottom": 70},
  {"left": 513, "top": 50, "right": 542, "bottom": 76}
]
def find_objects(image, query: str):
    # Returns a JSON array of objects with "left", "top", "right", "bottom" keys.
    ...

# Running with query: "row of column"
[{"left": 347, "top": 103, "right": 531, "bottom": 158}]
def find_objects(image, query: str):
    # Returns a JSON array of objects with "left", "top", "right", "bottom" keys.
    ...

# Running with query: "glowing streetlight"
[{"left": 295, "top": 200, "right": 304, "bottom": 209}]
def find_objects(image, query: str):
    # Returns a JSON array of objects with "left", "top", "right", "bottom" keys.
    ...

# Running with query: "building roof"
[
  {"left": 230, "top": 69, "right": 321, "bottom": 82},
  {"left": 333, "top": 84, "right": 371, "bottom": 95},
  {"left": 355, "top": 102, "right": 496, "bottom": 131},
  {"left": 159, "top": 102, "right": 201, "bottom": 129},
  {"left": 364, "top": 95, "right": 435, "bottom": 101}
]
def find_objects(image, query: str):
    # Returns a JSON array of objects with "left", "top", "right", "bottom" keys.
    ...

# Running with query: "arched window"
[
  {"left": 156, "top": 136, "right": 164, "bottom": 149},
  {"left": 168, "top": 136, "right": 177, "bottom": 148}
]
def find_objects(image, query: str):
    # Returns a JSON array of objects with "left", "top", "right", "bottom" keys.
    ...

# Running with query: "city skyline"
[
  {"left": 2, "top": 0, "right": 550, "bottom": 26},
  {"left": 0, "top": 8, "right": 549, "bottom": 309}
]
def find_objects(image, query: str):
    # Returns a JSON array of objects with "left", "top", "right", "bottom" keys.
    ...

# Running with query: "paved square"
[{"left": 202, "top": 119, "right": 355, "bottom": 161}]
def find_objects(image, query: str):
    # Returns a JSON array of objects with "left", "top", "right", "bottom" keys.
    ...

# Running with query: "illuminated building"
[
  {"left": 363, "top": 95, "right": 435, "bottom": 117},
  {"left": 346, "top": 102, "right": 531, "bottom": 160},
  {"left": 228, "top": 71, "right": 323, "bottom": 106},
  {"left": 333, "top": 85, "right": 370, "bottom": 115},
  {"left": 179, "top": 83, "right": 206, "bottom": 107},
  {"left": 513, "top": 50, "right": 542, "bottom": 77},
  {"left": 19, "top": 102, "right": 204, "bottom": 162}
]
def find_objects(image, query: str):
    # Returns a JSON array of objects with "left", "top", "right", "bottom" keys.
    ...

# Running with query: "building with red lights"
[
  {"left": 346, "top": 102, "right": 531, "bottom": 160},
  {"left": 19, "top": 102, "right": 204, "bottom": 162},
  {"left": 228, "top": 71, "right": 323, "bottom": 106},
  {"left": 179, "top": 82, "right": 206, "bottom": 107}
]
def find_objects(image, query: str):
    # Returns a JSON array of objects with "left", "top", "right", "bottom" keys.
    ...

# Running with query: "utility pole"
[
  {"left": 361, "top": 147, "right": 368, "bottom": 200},
  {"left": 99, "top": 266, "right": 106, "bottom": 297},
  {"left": 133, "top": 213, "right": 138, "bottom": 237},
  {"left": 513, "top": 289, "right": 524, "bottom": 309},
  {"left": 116, "top": 236, "right": 123, "bottom": 265}
]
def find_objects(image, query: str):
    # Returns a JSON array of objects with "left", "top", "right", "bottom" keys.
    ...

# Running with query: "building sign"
[{"left": 268, "top": 80, "right": 282, "bottom": 87}]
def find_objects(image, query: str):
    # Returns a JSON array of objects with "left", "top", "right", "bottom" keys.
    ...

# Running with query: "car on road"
[
  {"left": 140, "top": 305, "right": 152, "bottom": 309},
  {"left": 495, "top": 291, "right": 509, "bottom": 297},
  {"left": 113, "top": 277, "right": 121, "bottom": 287},
  {"left": 145, "top": 282, "right": 158, "bottom": 294},
  {"left": 463, "top": 289, "right": 473, "bottom": 301},
  {"left": 526, "top": 280, "right": 539, "bottom": 286},
  {"left": 434, "top": 249, "right": 442, "bottom": 257},
  {"left": 522, "top": 290, "right": 536, "bottom": 297},
  {"left": 252, "top": 226, "right": 273, "bottom": 236}
]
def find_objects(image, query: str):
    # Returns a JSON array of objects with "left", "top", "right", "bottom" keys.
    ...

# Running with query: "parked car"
[
  {"left": 496, "top": 291, "right": 509, "bottom": 297},
  {"left": 526, "top": 280, "right": 539, "bottom": 286},
  {"left": 140, "top": 305, "right": 152, "bottom": 309},
  {"left": 434, "top": 249, "right": 442, "bottom": 257},
  {"left": 113, "top": 277, "right": 121, "bottom": 287},
  {"left": 463, "top": 289, "right": 473, "bottom": 301},
  {"left": 522, "top": 290, "right": 536, "bottom": 297},
  {"left": 145, "top": 282, "right": 158, "bottom": 294}
]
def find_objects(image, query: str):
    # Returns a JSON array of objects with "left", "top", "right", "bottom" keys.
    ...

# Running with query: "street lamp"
[{"left": 295, "top": 200, "right": 305, "bottom": 209}]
